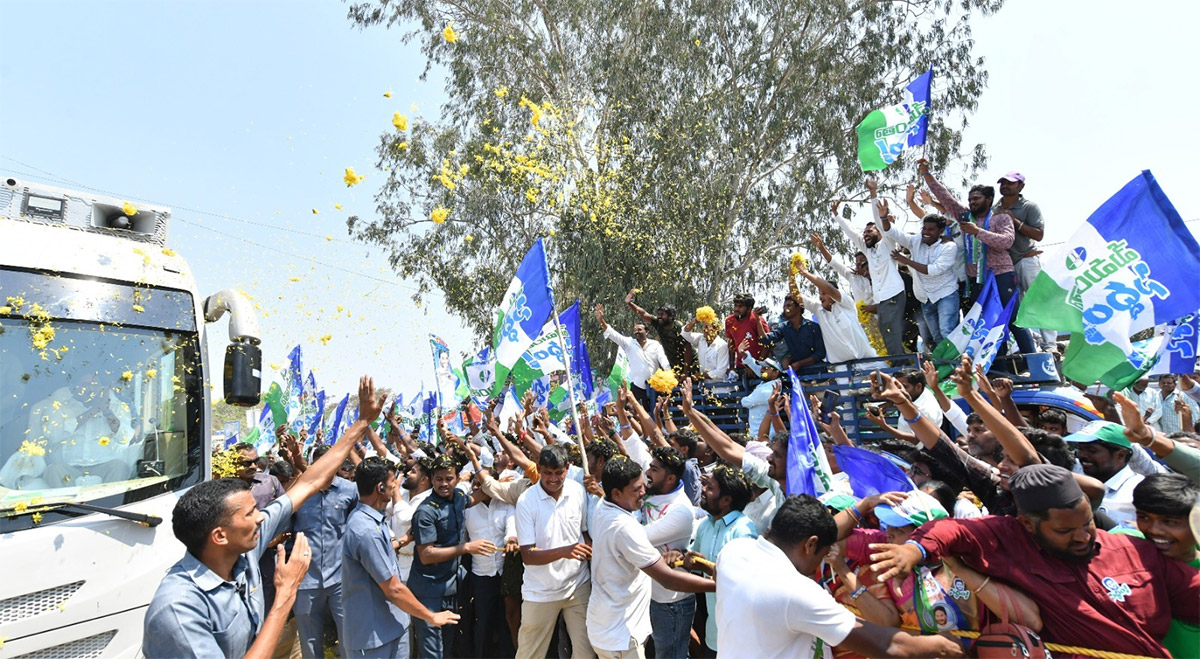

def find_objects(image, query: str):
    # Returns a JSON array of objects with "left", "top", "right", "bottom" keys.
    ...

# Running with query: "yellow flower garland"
[
  {"left": 855, "top": 300, "right": 888, "bottom": 357},
  {"left": 648, "top": 369, "right": 679, "bottom": 394}
]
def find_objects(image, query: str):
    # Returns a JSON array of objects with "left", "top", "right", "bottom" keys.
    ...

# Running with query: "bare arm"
[
  {"left": 953, "top": 359, "right": 1038, "bottom": 466},
  {"left": 942, "top": 556, "right": 1041, "bottom": 631},
  {"left": 680, "top": 378, "right": 745, "bottom": 467},
  {"left": 795, "top": 257, "right": 842, "bottom": 304},
  {"left": 642, "top": 557, "right": 716, "bottom": 593},
  {"left": 378, "top": 574, "right": 460, "bottom": 627},
  {"left": 520, "top": 541, "right": 591, "bottom": 566},
  {"left": 628, "top": 389, "right": 667, "bottom": 447},
  {"left": 288, "top": 376, "right": 384, "bottom": 510},
  {"left": 905, "top": 184, "right": 926, "bottom": 220},
  {"left": 624, "top": 289, "right": 655, "bottom": 323}
]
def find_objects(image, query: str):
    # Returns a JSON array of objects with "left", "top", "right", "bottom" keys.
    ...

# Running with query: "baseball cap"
[
  {"left": 874, "top": 489, "right": 949, "bottom": 529},
  {"left": 820, "top": 492, "right": 858, "bottom": 513},
  {"left": 997, "top": 171, "right": 1025, "bottom": 183},
  {"left": 1063, "top": 420, "right": 1131, "bottom": 449}
]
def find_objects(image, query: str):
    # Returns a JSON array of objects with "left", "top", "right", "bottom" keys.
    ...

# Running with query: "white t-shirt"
[
  {"left": 586, "top": 499, "right": 661, "bottom": 652},
  {"left": 681, "top": 329, "right": 730, "bottom": 381},
  {"left": 741, "top": 452, "right": 784, "bottom": 533},
  {"left": 800, "top": 291, "right": 877, "bottom": 364},
  {"left": 897, "top": 388, "right": 944, "bottom": 436},
  {"left": 515, "top": 479, "right": 590, "bottom": 602},
  {"left": 388, "top": 488, "right": 431, "bottom": 581},
  {"left": 641, "top": 483, "right": 695, "bottom": 603},
  {"left": 716, "top": 536, "right": 856, "bottom": 659},
  {"left": 464, "top": 498, "right": 516, "bottom": 576}
]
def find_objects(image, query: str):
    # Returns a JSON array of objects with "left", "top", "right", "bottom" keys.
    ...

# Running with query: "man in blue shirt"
[
  {"left": 677, "top": 464, "right": 758, "bottom": 656},
  {"left": 410, "top": 454, "right": 493, "bottom": 658},
  {"left": 143, "top": 376, "right": 384, "bottom": 659},
  {"left": 758, "top": 295, "right": 825, "bottom": 374},
  {"left": 343, "top": 456, "right": 460, "bottom": 658},
  {"left": 292, "top": 443, "right": 359, "bottom": 658}
]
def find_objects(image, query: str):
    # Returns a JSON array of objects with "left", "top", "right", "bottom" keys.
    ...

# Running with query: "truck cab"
[{"left": 0, "top": 178, "right": 260, "bottom": 658}]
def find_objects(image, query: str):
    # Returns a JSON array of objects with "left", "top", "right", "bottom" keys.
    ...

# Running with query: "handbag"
[{"left": 969, "top": 584, "right": 1049, "bottom": 658}]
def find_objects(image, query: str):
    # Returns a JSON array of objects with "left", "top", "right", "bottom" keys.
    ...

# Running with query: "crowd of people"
[{"left": 143, "top": 166, "right": 1200, "bottom": 659}]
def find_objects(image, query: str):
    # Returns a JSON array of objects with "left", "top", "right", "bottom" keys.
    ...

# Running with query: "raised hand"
[
  {"left": 680, "top": 378, "right": 695, "bottom": 413},
  {"left": 916, "top": 157, "right": 930, "bottom": 177},
  {"left": 865, "top": 176, "right": 879, "bottom": 196},
  {"left": 358, "top": 376, "right": 386, "bottom": 423},
  {"left": 870, "top": 371, "right": 909, "bottom": 405},
  {"left": 921, "top": 359, "right": 939, "bottom": 391}
]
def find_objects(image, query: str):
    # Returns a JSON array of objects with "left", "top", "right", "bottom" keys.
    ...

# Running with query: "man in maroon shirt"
[
  {"left": 724, "top": 293, "right": 768, "bottom": 378},
  {"left": 869, "top": 464, "right": 1199, "bottom": 657}
]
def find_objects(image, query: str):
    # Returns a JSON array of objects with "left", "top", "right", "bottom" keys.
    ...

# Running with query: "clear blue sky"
[{"left": 2, "top": 0, "right": 1197, "bottom": 403}]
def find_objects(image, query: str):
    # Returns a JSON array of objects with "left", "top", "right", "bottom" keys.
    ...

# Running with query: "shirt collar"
[
  {"left": 179, "top": 551, "right": 241, "bottom": 593},
  {"left": 1105, "top": 465, "right": 1140, "bottom": 491},
  {"left": 354, "top": 502, "right": 386, "bottom": 523},
  {"left": 717, "top": 510, "right": 743, "bottom": 526}
]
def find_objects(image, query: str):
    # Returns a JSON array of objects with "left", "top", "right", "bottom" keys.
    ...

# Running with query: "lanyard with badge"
[{"left": 962, "top": 209, "right": 991, "bottom": 284}]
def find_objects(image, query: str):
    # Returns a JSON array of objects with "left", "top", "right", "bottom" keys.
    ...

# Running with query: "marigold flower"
[
  {"left": 789, "top": 253, "right": 808, "bottom": 274},
  {"left": 431, "top": 207, "right": 450, "bottom": 224},
  {"left": 443, "top": 23, "right": 458, "bottom": 43},
  {"left": 121, "top": 370, "right": 133, "bottom": 381},
  {"left": 393, "top": 113, "right": 408, "bottom": 131},
  {"left": 695, "top": 306, "right": 717, "bottom": 325},
  {"left": 31, "top": 513, "right": 42, "bottom": 524},
  {"left": 98, "top": 436, "right": 111, "bottom": 447},
  {"left": 145, "top": 369, "right": 157, "bottom": 379},
  {"left": 122, "top": 201, "right": 138, "bottom": 216},
  {"left": 648, "top": 369, "right": 679, "bottom": 394},
  {"left": 19, "top": 440, "right": 45, "bottom": 457},
  {"left": 13, "top": 501, "right": 27, "bottom": 514},
  {"left": 343, "top": 167, "right": 366, "bottom": 187}
]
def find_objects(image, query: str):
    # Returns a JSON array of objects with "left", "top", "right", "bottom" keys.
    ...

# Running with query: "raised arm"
[
  {"left": 795, "top": 257, "right": 842, "bottom": 304},
  {"left": 628, "top": 387, "right": 667, "bottom": 447},
  {"left": 952, "top": 357, "right": 1038, "bottom": 467},
  {"left": 972, "top": 210, "right": 1015, "bottom": 250},
  {"left": 288, "top": 376, "right": 384, "bottom": 509},
  {"left": 905, "top": 184, "right": 927, "bottom": 220},
  {"left": 832, "top": 200, "right": 866, "bottom": 251},
  {"left": 624, "top": 288, "right": 655, "bottom": 323},
  {"left": 810, "top": 232, "right": 835, "bottom": 264},
  {"left": 680, "top": 378, "right": 745, "bottom": 467},
  {"left": 917, "top": 159, "right": 968, "bottom": 218}
]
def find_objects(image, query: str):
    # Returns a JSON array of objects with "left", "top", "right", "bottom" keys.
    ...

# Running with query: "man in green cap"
[{"left": 1063, "top": 420, "right": 1142, "bottom": 528}]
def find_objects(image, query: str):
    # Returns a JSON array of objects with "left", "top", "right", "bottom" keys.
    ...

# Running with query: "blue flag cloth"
[
  {"left": 1149, "top": 314, "right": 1199, "bottom": 377},
  {"left": 287, "top": 345, "right": 305, "bottom": 396},
  {"left": 785, "top": 371, "right": 834, "bottom": 497},
  {"left": 306, "top": 390, "right": 325, "bottom": 443},
  {"left": 558, "top": 301, "right": 595, "bottom": 398},
  {"left": 832, "top": 445, "right": 917, "bottom": 498},
  {"left": 326, "top": 394, "right": 350, "bottom": 443},
  {"left": 932, "top": 272, "right": 1016, "bottom": 378},
  {"left": 491, "top": 238, "right": 557, "bottom": 395},
  {"left": 905, "top": 68, "right": 933, "bottom": 147}
]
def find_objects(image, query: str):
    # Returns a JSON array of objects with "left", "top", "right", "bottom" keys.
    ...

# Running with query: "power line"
[{"left": 0, "top": 157, "right": 432, "bottom": 293}]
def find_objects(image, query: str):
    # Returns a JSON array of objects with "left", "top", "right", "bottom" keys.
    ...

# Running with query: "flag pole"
[
  {"left": 428, "top": 335, "right": 444, "bottom": 445},
  {"left": 552, "top": 313, "right": 589, "bottom": 477}
]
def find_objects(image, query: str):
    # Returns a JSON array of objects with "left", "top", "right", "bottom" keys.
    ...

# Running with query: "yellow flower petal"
[
  {"left": 465, "top": 235, "right": 474, "bottom": 242},
  {"left": 343, "top": 167, "right": 366, "bottom": 187},
  {"left": 122, "top": 201, "right": 138, "bottom": 216},
  {"left": 98, "top": 436, "right": 111, "bottom": 447},
  {"left": 121, "top": 370, "right": 133, "bottom": 381},
  {"left": 392, "top": 113, "right": 408, "bottom": 131},
  {"left": 145, "top": 369, "right": 157, "bottom": 379},
  {"left": 431, "top": 207, "right": 450, "bottom": 224},
  {"left": 383, "top": 91, "right": 393, "bottom": 98},
  {"left": 443, "top": 23, "right": 458, "bottom": 43},
  {"left": 311, "top": 209, "right": 319, "bottom": 215},
  {"left": 319, "top": 334, "right": 332, "bottom": 345},
  {"left": 132, "top": 304, "right": 145, "bottom": 313},
  {"left": 290, "top": 276, "right": 301, "bottom": 282}
]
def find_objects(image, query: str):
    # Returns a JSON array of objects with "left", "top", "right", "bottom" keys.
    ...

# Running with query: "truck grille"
[{"left": 0, "top": 581, "right": 85, "bottom": 623}]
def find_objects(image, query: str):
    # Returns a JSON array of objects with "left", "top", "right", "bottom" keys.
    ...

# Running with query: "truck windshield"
[{"left": 0, "top": 268, "right": 203, "bottom": 531}]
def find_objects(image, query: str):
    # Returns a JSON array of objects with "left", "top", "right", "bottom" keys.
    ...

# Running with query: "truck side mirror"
[{"left": 224, "top": 341, "right": 262, "bottom": 406}]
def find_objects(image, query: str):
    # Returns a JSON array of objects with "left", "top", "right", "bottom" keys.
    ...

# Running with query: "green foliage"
[{"left": 345, "top": 0, "right": 1002, "bottom": 370}]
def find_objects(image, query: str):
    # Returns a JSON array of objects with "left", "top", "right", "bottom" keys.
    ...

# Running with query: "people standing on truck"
[
  {"left": 995, "top": 170, "right": 1057, "bottom": 353},
  {"left": 680, "top": 311, "right": 730, "bottom": 382},
  {"left": 789, "top": 253, "right": 878, "bottom": 366},
  {"left": 756, "top": 292, "right": 826, "bottom": 375},
  {"left": 724, "top": 293, "right": 770, "bottom": 380},
  {"left": 918, "top": 159, "right": 1038, "bottom": 355},
  {"left": 596, "top": 304, "right": 671, "bottom": 409},
  {"left": 625, "top": 289, "right": 700, "bottom": 378},
  {"left": 877, "top": 208, "right": 961, "bottom": 346},
  {"left": 142, "top": 377, "right": 386, "bottom": 659},
  {"left": 833, "top": 183, "right": 907, "bottom": 357}
]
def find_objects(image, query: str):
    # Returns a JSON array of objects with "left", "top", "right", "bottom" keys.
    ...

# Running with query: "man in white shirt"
[
  {"left": 390, "top": 456, "right": 434, "bottom": 582},
  {"left": 1064, "top": 420, "right": 1143, "bottom": 528},
  {"left": 715, "top": 495, "right": 963, "bottom": 659},
  {"left": 596, "top": 304, "right": 671, "bottom": 408},
  {"left": 42, "top": 385, "right": 140, "bottom": 486},
  {"left": 1122, "top": 377, "right": 1163, "bottom": 428},
  {"left": 639, "top": 447, "right": 697, "bottom": 659},
  {"left": 834, "top": 191, "right": 906, "bottom": 357},
  {"left": 515, "top": 445, "right": 594, "bottom": 659},
  {"left": 587, "top": 457, "right": 715, "bottom": 659},
  {"left": 465, "top": 468, "right": 517, "bottom": 657},
  {"left": 879, "top": 210, "right": 961, "bottom": 345},
  {"left": 680, "top": 316, "right": 729, "bottom": 381},
  {"left": 790, "top": 260, "right": 879, "bottom": 366},
  {"left": 1157, "top": 374, "right": 1199, "bottom": 434}
]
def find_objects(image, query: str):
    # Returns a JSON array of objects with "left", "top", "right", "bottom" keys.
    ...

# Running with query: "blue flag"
[
  {"left": 306, "top": 390, "right": 325, "bottom": 443},
  {"left": 932, "top": 272, "right": 1015, "bottom": 378},
  {"left": 325, "top": 394, "right": 350, "bottom": 443},
  {"left": 491, "top": 238, "right": 556, "bottom": 395},
  {"left": 785, "top": 371, "right": 834, "bottom": 497},
  {"left": 832, "top": 445, "right": 916, "bottom": 498},
  {"left": 559, "top": 301, "right": 595, "bottom": 398},
  {"left": 1150, "top": 314, "right": 1199, "bottom": 377},
  {"left": 905, "top": 68, "right": 933, "bottom": 148}
]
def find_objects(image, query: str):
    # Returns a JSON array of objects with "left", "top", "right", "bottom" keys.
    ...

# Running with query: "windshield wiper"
[{"left": 6, "top": 501, "right": 163, "bottom": 527}]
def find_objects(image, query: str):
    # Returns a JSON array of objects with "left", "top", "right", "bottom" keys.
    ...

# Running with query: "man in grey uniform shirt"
[{"left": 142, "top": 376, "right": 382, "bottom": 659}]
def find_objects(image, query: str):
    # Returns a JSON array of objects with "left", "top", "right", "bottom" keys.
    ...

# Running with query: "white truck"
[{"left": 0, "top": 178, "right": 262, "bottom": 658}]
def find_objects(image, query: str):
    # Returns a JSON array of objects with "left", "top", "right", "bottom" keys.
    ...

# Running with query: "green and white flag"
[
  {"left": 931, "top": 274, "right": 1015, "bottom": 379},
  {"left": 1017, "top": 171, "right": 1200, "bottom": 389},
  {"left": 491, "top": 239, "right": 556, "bottom": 395},
  {"left": 856, "top": 69, "right": 932, "bottom": 172},
  {"left": 607, "top": 346, "right": 630, "bottom": 398}
]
